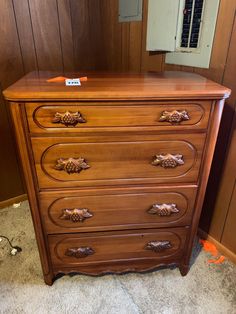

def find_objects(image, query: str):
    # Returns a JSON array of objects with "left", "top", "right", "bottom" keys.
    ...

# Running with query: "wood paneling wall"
[
  {"left": 206, "top": 13, "right": 236, "bottom": 254},
  {"left": 0, "top": 0, "right": 164, "bottom": 203},
  {"left": 0, "top": 0, "right": 25, "bottom": 201}
]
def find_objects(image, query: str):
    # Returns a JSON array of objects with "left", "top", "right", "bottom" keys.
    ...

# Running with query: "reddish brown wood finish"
[
  {"left": 32, "top": 133, "right": 205, "bottom": 189},
  {"left": 3, "top": 71, "right": 230, "bottom": 285},
  {"left": 4, "top": 71, "right": 230, "bottom": 101},
  {"left": 49, "top": 227, "right": 188, "bottom": 267},
  {"left": 39, "top": 186, "right": 197, "bottom": 234},
  {"left": 181, "top": 100, "right": 225, "bottom": 272},
  {"left": 9, "top": 103, "right": 53, "bottom": 285},
  {"left": 25, "top": 101, "right": 211, "bottom": 134}
]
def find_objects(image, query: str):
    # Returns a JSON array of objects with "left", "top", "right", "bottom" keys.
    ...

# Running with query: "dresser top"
[{"left": 3, "top": 71, "right": 230, "bottom": 101}]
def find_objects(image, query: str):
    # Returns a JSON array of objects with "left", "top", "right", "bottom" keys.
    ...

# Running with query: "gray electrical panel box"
[{"left": 119, "top": 0, "right": 143, "bottom": 22}]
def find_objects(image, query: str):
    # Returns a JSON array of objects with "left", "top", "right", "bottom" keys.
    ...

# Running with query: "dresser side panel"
[
  {"left": 182, "top": 99, "right": 225, "bottom": 270},
  {"left": 9, "top": 102, "right": 53, "bottom": 285}
]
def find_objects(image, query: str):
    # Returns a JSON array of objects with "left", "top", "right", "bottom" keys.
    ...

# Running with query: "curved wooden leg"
[
  {"left": 179, "top": 264, "right": 189, "bottom": 276},
  {"left": 44, "top": 273, "right": 54, "bottom": 286}
]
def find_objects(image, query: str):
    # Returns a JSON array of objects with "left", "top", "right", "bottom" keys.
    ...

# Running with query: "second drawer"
[
  {"left": 39, "top": 186, "right": 197, "bottom": 233},
  {"left": 32, "top": 133, "right": 206, "bottom": 189}
]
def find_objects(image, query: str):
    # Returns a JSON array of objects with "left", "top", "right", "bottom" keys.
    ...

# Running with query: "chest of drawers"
[{"left": 3, "top": 71, "right": 230, "bottom": 285}]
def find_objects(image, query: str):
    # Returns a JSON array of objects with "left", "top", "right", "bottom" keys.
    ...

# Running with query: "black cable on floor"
[{"left": 0, "top": 235, "right": 22, "bottom": 255}]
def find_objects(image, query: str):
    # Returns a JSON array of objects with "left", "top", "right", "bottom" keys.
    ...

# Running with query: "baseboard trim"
[
  {"left": 0, "top": 194, "right": 27, "bottom": 209},
  {"left": 198, "top": 228, "right": 236, "bottom": 265}
]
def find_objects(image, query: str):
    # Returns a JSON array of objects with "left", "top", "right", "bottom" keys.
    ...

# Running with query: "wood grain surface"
[
  {"left": 31, "top": 133, "right": 205, "bottom": 189},
  {"left": 49, "top": 227, "right": 189, "bottom": 267},
  {"left": 3, "top": 71, "right": 230, "bottom": 101},
  {"left": 25, "top": 101, "right": 211, "bottom": 134},
  {"left": 39, "top": 186, "right": 197, "bottom": 233}
]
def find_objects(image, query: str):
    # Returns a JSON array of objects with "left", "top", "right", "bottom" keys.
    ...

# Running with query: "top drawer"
[{"left": 25, "top": 101, "right": 211, "bottom": 134}]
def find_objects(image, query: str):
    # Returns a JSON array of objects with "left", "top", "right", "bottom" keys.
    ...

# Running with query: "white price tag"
[{"left": 65, "top": 78, "right": 81, "bottom": 86}]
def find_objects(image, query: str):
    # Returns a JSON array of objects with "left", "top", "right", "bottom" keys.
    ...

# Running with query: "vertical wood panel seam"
[
  {"left": 88, "top": 0, "right": 94, "bottom": 69},
  {"left": 27, "top": 0, "right": 39, "bottom": 71},
  {"left": 68, "top": 0, "right": 75, "bottom": 71},
  {"left": 220, "top": 178, "right": 236, "bottom": 242},
  {"left": 139, "top": 23, "right": 143, "bottom": 72},
  {"left": 212, "top": 0, "right": 222, "bottom": 78},
  {"left": 128, "top": 23, "right": 130, "bottom": 71},
  {"left": 11, "top": 0, "right": 25, "bottom": 74},
  {"left": 68, "top": 0, "right": 76, "bottom": 71},
  {"left": 56, "top": 0, "right": 65, "bottom": 73},
  {"left": 218, "top": 102, "right": 236, "bottom": 241},
  {"left": 140, "top": 0, "right": 145, "bottom": 72},
  {"left": 222, "top": 10, "right": 236, "bottom": 85},
  {"left": 161, "top": 54, "right": 165, "bottom": 72},
  {"left": 140, "top": 0, "right": 148, "bottom": 72},
  {"left": 98, "top": 0, "right": 105, "bottom": 70},
  {"left": 120, "top": 22, "right": 123, "bottom": 70}
]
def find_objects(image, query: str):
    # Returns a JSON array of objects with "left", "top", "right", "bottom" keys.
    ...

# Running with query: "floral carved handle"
[
  {"left": 152, "top": 154, "right": 184, "bottom": 168},
  {"left": 65, "top": 247, "right": 95, "bottom": 258},
  {"left": 52, "top": 111, "right": 86, "bottom": 126},
  {"left": 148, "top": 203, "right": 179, "bottom": 216},
  {"left": 145, "top": 241, "right": 172, "bottom": 253},
  {"left": 59, "top": 208, "right": 93, "bottom": 222},
  {"left": 60, "top": 208, "right": 93, "bottom": 223},
  {"left": 55, "top": 157, "right": 90, "bottom": 174},
  {"left": 159, "top": 110, "right": 189, "bottom": 124}
]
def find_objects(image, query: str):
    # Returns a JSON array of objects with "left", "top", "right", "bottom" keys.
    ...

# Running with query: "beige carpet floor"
[{"left": 0, "top": 201, "right": 236, "bottom": 314}]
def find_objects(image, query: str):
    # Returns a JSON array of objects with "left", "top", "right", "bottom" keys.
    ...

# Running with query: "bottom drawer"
[{"left": 49, "top": 227, "right": 189, "bottom": 268}]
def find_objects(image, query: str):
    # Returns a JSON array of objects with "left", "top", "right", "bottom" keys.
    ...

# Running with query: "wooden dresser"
[{"left": 3, "top": 71, "right": 230, "bottom": 285}]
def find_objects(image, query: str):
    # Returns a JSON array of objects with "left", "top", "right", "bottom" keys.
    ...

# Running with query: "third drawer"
[{"left": 39, "top": 186, "right": 197, "bottom": 234}]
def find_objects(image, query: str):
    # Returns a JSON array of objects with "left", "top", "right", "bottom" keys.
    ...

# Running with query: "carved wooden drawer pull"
[
  {"left": 65, "top": 247, "right": 95, "bottom": 258},
  {"left": 145, "top": 241, "right": 172, "bottom": 252},
  {"left": 159, "top": 110, "right": 189, "bottom": 124},
  {"left": 52, "top": 111, "right": 86, "bottom": 126},
  {"left": 55, "top": 157, "right": 90, "bottom": 174},
  {"left": 60, "top": 208, "right": 93, "bottom": 222},
  {"left": 148, "top": 203, "right": 179, "bottom": 216},
  {"left": 152, "top": 154, "right": 184, "bottom": 168}
]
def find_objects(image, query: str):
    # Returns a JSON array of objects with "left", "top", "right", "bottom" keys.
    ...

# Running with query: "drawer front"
[
  {"left": 25, "top": 101, "right": 211, "bottom": 133},
  {"left": 32, "top": 133, "right": 206, "bottom": 189},
  {"left": 49, "top": 227, "right": 189, "bottom": 267},
  {"left": 40, "top": 186, "right": 197, "bottom": 233}
]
